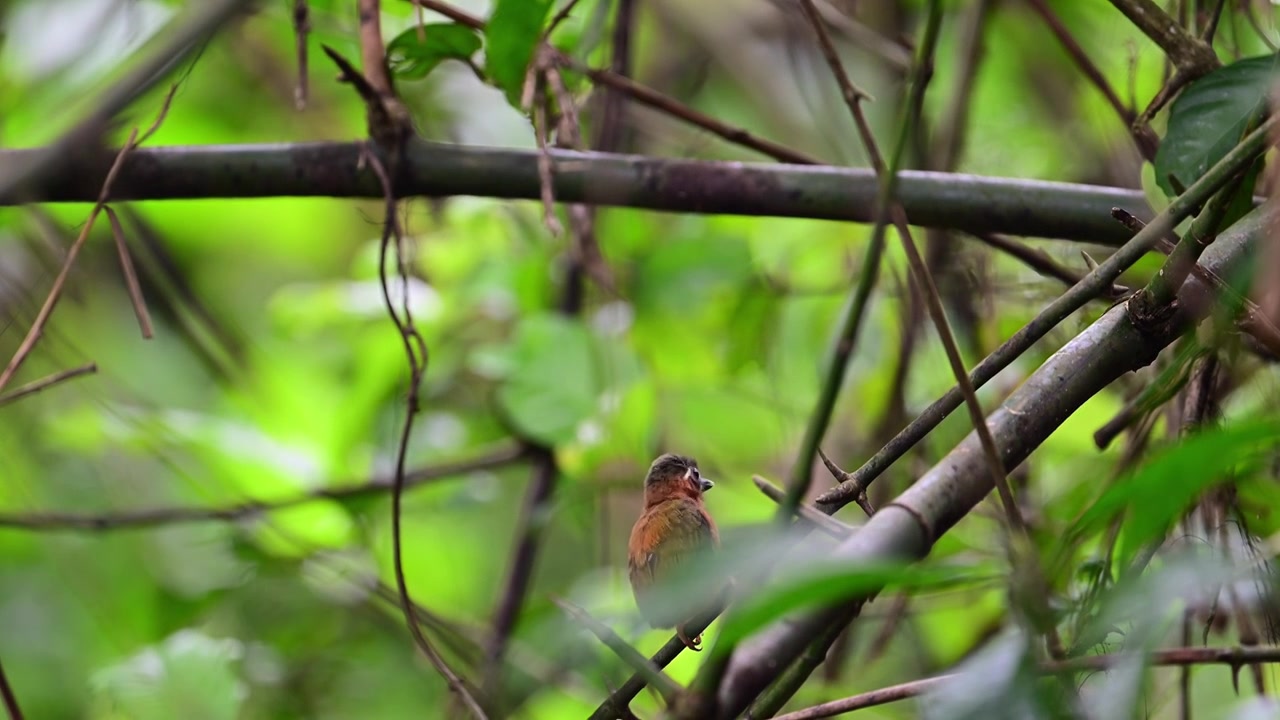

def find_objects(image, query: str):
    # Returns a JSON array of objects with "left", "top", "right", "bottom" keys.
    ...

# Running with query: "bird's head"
[{"left": 643, "top": 453, "right": 713, "bottom": 507}]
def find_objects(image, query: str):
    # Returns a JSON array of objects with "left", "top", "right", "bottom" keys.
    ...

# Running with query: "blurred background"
[{"left": 1, "top": 0, "right": 1279, "bottom": 718}]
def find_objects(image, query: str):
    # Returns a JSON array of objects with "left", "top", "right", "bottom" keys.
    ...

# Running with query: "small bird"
[{"left": 627, "top": 453, "right": 719, "bottom": 651}]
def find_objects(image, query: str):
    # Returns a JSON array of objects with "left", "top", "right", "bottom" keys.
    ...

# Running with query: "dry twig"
[{"left": 0, "top": 363, "right": 97, "bottom": 408}]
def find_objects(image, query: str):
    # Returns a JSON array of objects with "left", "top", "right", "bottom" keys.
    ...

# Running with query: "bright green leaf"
[
  {"left": 1068, "top": 416, "right": 1280, "bottom": 558},
  {"left": 714, "top": 561, "right": 992, "bottom": 651},
  {"left": 484, "top": 0, "right": 554, "bottom": 107},
  {"left": 496, "top": 314, "right": 599, "bottom": 446},
  {"left": 387, "top": 23, "right": 482, "bottom": 80},
  {"left": 1154, "top": 53, "right": 1278, "bottom": 196}
]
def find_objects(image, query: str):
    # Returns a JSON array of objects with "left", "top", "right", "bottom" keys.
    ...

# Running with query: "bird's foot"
[{"left": 677, "top": 626, "right": 703, "bottom": 652}]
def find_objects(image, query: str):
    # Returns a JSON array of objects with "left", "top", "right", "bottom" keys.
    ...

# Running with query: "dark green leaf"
[
  {"left": 387, "top": 23, "right": 482, "bottom": 80},
  {"left": 1154, "top": 53, "right": 1279, "bottom": 196},
  {"left": 496, "top": 313, "right": 598, "bottom": 446},
  {"left": 484, "top": 0, "right": 554, "bottom": 107}
]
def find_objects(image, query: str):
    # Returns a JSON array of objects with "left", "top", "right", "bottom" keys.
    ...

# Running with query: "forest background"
[{"left": 2, "top": 0, "right": 1280, "bottom": 719}]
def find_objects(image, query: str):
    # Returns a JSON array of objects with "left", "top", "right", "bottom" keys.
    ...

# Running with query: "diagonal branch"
[
  {"left": 966, "top": 233, "right": 1128, "bottom": 299},
  {"left": 552, "top": 597, "right": 684, "bottom": 707},
  {"left": 816, "top": 116, "right": 1279, "bottom": 511},
  {"left": 1107, "top": 0, "right": 1219, "bottom": 76},
  {"left": 1027, "top": 0, "right": 1159, "bottom": 161},
  {"left": 0, "top": 363, "right": 97, "bottom": 408},
  {"left": 711, "top": 204, "right": 1276, "bottom": 717},
  {"left": 769, "top": 0, "right": 894, "bottom": 524},
  {"left": 752, "top": 475, "right": 855, "bottom": 539}
]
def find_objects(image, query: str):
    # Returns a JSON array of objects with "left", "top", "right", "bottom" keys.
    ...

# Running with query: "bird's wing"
[{"left": 627, "top": 499, "right": 717, "bottom": 627}]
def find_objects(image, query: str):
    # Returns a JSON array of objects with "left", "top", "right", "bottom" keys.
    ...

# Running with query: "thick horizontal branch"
[{"left": 0, "top": 141, "right": 1150, "bottom": 245}]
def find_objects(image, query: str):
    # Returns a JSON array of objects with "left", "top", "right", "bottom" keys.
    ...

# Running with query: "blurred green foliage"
[{"left": 1, "top": 1, "right": 1279, "bottom": 719}]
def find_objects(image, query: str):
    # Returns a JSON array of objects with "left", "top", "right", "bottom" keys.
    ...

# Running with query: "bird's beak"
[{"left": 699, "top": 478, "right": 715, "bottom": 492}]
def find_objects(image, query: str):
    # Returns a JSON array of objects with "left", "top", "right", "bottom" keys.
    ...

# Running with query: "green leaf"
[
  {"left": 1068, "top": 417, "right": 1280, "bottom": 558},
  {"left": 714, "top": 561, "right": 992, "bottom": 651},
  {"left": 484, "top": 0, "right": 554, "bottom": 107},
  {"left": 496, "top": 314, "right": 599, "bottom": 446},
  {"left": 1154, "top": 53, "right": 1279, "bottom": 196},
  {"left": 387, "top": 23, "right": 483, "bottom": 80}
]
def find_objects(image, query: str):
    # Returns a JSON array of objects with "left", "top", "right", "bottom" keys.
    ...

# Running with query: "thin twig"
[
  {"left": 751, "top": 475, "right": 855, "bottom": 539},
  {"left": 406, "top": 0, "right": 820, "bottom": 165},
  {"left": 0, "top": 444, "right": 527, "bottom": 531},
  {"left": 832, "top": 0, "right": 1028, "bottom": 538},
  {"left": 863, "top": 0, "right": 991, "bottom": 540},
  {"left": 552, "top": 597, "right": 684, "bottom": 706},
  {"left": 0, "top": 363, "right": 97, "bottom": 408},
  {"left": 816, "top": 448, "right": 874, "bottom": 516},
  {"left": 0, "top": 656, "right": 24, "bottom": 720},
  {"left": 772, "top": 0, "right": 897, "bottom": 521},
  {"left": 368, "top": 147, "right": 484, "bottom": 720},
  {"left": 103, "top": 207, "right": 154, "bottom": 338},
  {"left": 900, "top": 188, "right": 1029, "bottom": 534},
  {"left": 586, "top": 605, "right": 721, "bottom": 720},
  {"left": 772, "top": 645, "right": 1280, "bottom": 720},
  {"left": 531, "top": 73, "right": 564, "bottom": 236},
  {"left": 773, "top": 674, "right": 949, "bottom": 720},
  {"left": 693, "top": 5, "right": 947, "bottom": 716},
  {"left": 0, "top": 83, "right": 179, "bottom": 393},
  {"left": 547, "top": 0, "right": 585, "bottom": 33},
  {"left": 330, "top": 6, "right": 473, "bottom": 712},
  {"left": 1027, "top": 0, "right": 1158, "bottom": 160},
  {"left": 293, "top": 0, "right": 311, "bottom": 109},
  {"left": 1201, "top": 0, "right": 1228, "bottom": 44},
  {"left": 968, "top": 232, "right": 1128, "bottom": 299},
  {"left": 748, "top": 2, "right": 1039, "bottom": 712},
  {"left": 793, "top": 0, "right": 945, "bottom": 519}
]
